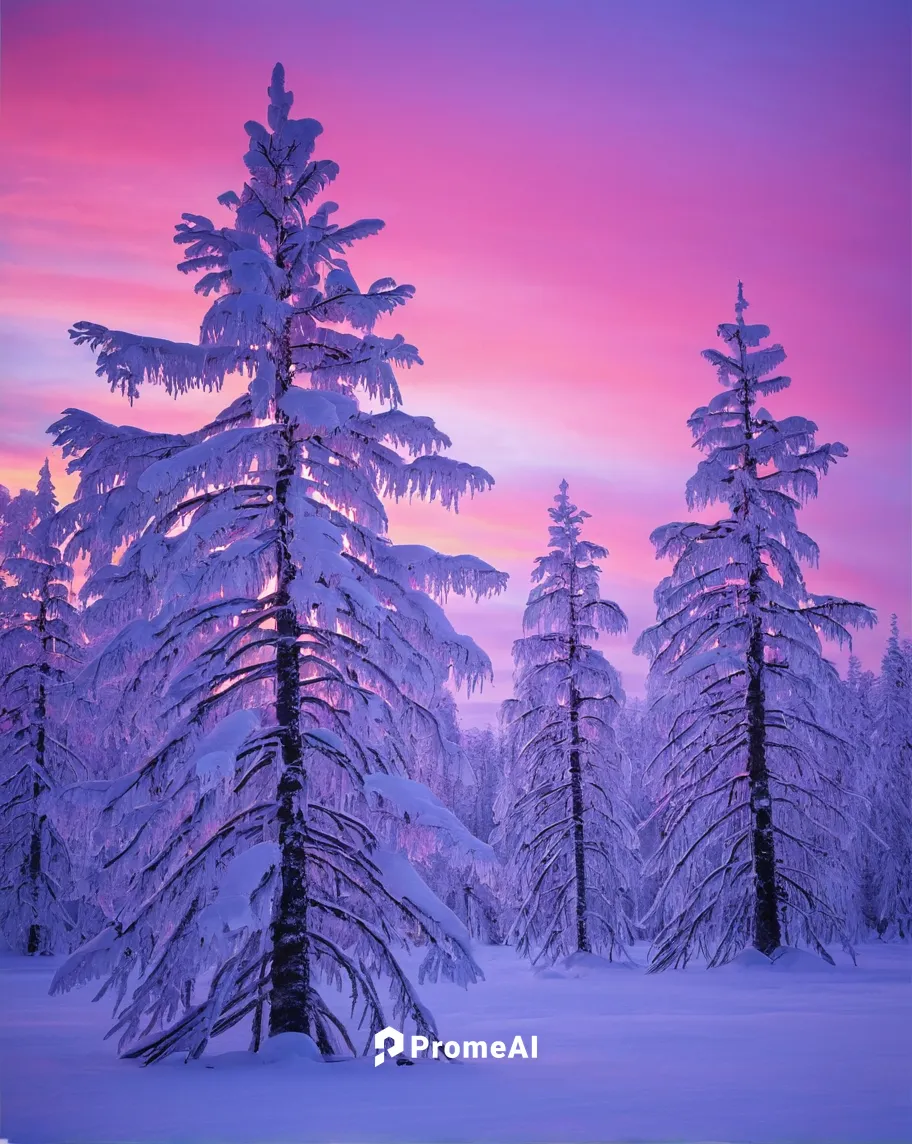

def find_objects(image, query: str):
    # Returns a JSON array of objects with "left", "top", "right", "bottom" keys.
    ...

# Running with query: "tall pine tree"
[
  {"left": 498, "top": 482, "right": 634, "bottom": 964},
  {"left": 51, "top": 65, "right": 505, "bottom": 1061},
  {"left": 636, "top": 285, "right": 876, "bottom": 970},
  {"left": 838, "top": 654, "right": 879, "bottom": 938},
  {"left": 867, "top": 617, "right": 912, "bottom": 938},
  {"left": 0, "top": 463, "right": 84, "bottom": 954}
]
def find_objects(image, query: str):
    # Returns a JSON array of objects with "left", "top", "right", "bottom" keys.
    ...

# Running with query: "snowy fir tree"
[
  {"left": 866, "top": 618, "right": 912, "bottom": 938},
  {"left": 613, "top": 698, "right": 659, "bottom": 930},
  {"left": 405, "top": 687, "right": 471, "bottom": 807},
  {"left": 50, "top": 65, "right": 507, "bottom": 1062},
  {"left": 0, "top": 463, "right": 85, "bottom": 955},
  {"left": 498, "top": 482, "right": 635, "bottom": 964},
  {"left": 842, "top": 654, "right": 876, "bottom": 766},
  {"left": 635, "top": 284, "right": 876, "bottom": 970},
  {"left": 461, "top": 726, "right": 501, "bottom": 844},
  {"left": 836, "top": 654, "right": 880, "bottom": 937}
]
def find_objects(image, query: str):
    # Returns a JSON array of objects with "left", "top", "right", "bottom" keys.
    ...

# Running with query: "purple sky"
[{"left": 2, "top": 0, "right": 909, "bottom": 724}]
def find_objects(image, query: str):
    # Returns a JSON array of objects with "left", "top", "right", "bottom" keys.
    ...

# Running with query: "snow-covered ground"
[{"left": 0, "top": 942, "right": 909, "bottom": 1144}]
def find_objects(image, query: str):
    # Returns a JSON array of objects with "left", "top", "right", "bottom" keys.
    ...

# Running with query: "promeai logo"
[
  {"left": 373, "top": 1026, "right": 538, "bottom": 1065},
  {"left": 373, "top": 1026, "right": 405, "bottom": 1067}
]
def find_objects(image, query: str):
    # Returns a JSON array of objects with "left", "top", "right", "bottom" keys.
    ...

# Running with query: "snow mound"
[
  {"left": 259, "top": 1033, "right": 324, "bottom": 1064},
  {"left": 723, "top": 948, "right": 775, "bottom": 971},
  {"left": 193, "top": 1035, "right": 324, "bottom": 1069},
  {"left": 769, "top": 947, "right": 837, "bottom": 974},
  {"left": 560, "top": 951, "right": 635, "bottom": 976}
]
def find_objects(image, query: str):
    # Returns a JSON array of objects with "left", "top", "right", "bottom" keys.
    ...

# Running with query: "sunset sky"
[{"left": 2, "top": 0, "right": 909, "bottom": 724}]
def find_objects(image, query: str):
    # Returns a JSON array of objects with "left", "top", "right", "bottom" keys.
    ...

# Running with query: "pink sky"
[{"left": 2, "top": 0, "right": 909, "bottom": 724}]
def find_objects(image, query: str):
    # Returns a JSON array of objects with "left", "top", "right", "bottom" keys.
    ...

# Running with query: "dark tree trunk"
[
  {"left": 566, "top": 546, "right": 589, "bottom": 954},
  {"left": 746, "top": 611, "right": 781, "bottom": 956},
  {"left": 267, "top": 334, "right": 312, "bottom": 1039},
  {"left": 26, "top": 597, "right": 49, "bottom": 956},
  {"left": 250, "top": 955, "right": 269, "bottom": 1052},
  {"left": 568, "top": 684, "right": 590, "bottom": 953},
  {"left": 734, "top": 329, "right": 782, "bottom": 959},
  {"left": 25, "top": 776, "right": 43, "bottom": 955}
]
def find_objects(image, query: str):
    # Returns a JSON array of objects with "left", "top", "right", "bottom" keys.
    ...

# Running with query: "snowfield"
[{"left": 1, "top": 942, "right": 909, "bottom": 1144}]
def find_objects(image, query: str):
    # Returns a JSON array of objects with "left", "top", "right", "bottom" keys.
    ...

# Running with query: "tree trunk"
[
  {"left": 26, "top": 597, "right": 49, "bottom": 955},
  {"left": 746, "top": 612, "right": 781, "bottom": 955},
  {"left": 734, "top": 330, "right": 782, "bottom": 958},
  {"left": 566, "top": 548, "right": 589, "bottom": 954},
  {"left": 267, "top": 333, "right": 312, "bottom": 1039},
  {"left": 568, "top": 686, "right": 590, "bottom": 953}
]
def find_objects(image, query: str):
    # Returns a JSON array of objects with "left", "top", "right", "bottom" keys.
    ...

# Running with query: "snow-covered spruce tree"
[
  {"left": 842, "top": 654, "right": 876, "bottom": 772},
  {"left": 457, "top": 727, "right": 507, "bottom": 943},
  {"left": 837, "top": 655, "right": 880, "bottom": 938},
  {"left": 50, "top": 65, "right": 506, "bottom": 1061},
  {"left": 0, "top": 463, "right": 84, "bottom": 954},
  {"left": 498, "top": 482, "right": 635, "bottom": 963},
  {"left": 462, "top": 726, "right": 502, "bottom": 844},
  {"left": 867, "top": 618, "right": 912, "bottom": 938},
  {"left": 406, "top": 686, "right": 470, "bottom": 807},
  {"left": 614, "top": 697, "right": 659, "bottom": 935},
  {"left": 635, "top": 284, "right": 876, "bottom": 970}
]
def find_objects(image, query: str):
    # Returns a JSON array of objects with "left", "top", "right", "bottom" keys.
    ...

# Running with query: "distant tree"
[
  {"left": 867, "top": 618, "right": 912, "bottom": 938},
  {"left": 614, "top": 697, "right": 657, "bottom": 935},
  {"left": 837, "top": 655, "right": 880, "bottom": 937},
  {"left": 51, "top": 65, "right": 505, "bottom": 1062},
  {"left": 636, "top": 285, "right": 876, "bottom": 970},
  {"left": 0, "top": 463, "right": 84, "bottom": 954},
  {"left": 408, "top": 687, "right": 472, "bottom": 811},
  {"left": 498, "top": 482, "right": 635, "bottom": 963},
  {"left": 455, "top": 727, "right": 505, "bottom": 943},
  {"left": 462, "top": 726, "right": 502, "bottom": 843}
]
